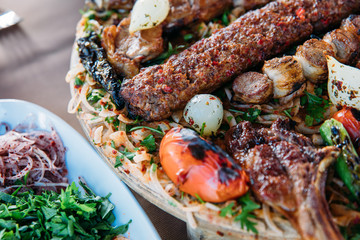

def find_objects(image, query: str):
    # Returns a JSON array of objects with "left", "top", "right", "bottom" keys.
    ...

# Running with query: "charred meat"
[
  {"left": 120, "top": 0, "right": 360, "bottom": 121},
  {"left": 232, "top": 72, "right": 273, "bottom": 104},
  {"left": 226, "top": 119, "right": 342, "bottom": 240},
  {"left": 262, "top": 56, "right": 306, "bottom": 99},
  {"left": 77, "top": 32, "right": 124, "bottom": 108}
]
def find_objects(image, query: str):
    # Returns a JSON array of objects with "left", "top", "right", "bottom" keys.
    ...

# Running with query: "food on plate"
[
  {"left": 332, "top": 107, "right": 360, "bottom": 151},
  {"left": 327, "top": 55, "right": 360, "bottom": 110},
  {"left": 226, "top": 119, "right": 341, "bottom": 239},
  {"left": 0, "top": 180, "right": 131, "bottom": 239},
  {"left": 320, "top": 118, "right": 360, "bottom": 200},
  {"left": 0, "top": 127, "right": 67, "bottom": 194},
  {"left": 67, "top": 0, "right": 360, "bottom": 238},
  {"left": 160, "top": 127, "right": 249, "bottom": 202},
  {"left": 120, "top": 0, "right": 359, "bottom": 121},
  {"left": 0, "top": 125, "right": 131, "bottom": 239},
  {"left": 183, "top": 94, "right": 224, "bottom": 136},
  {"left": 232, "top": 72, "right": 273, "bottom": 104}
]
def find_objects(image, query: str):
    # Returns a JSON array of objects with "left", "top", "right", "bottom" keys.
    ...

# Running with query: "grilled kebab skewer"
[
  {"left": 120, "top": 0, "right": 360, "bottom": 121},
  {"left": 233, "top": 14, "right": 360, "bottom": 105},
  {"left": 226, "top": 119, "right": 342, "bottom": 240}
]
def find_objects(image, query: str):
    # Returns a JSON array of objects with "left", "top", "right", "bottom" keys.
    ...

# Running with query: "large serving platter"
[
  {"left": 0, "top": 99, "right": 161, "bottom": 240},
  {"left": 69, "top": 42, "right": 300, "bottom": 239}
]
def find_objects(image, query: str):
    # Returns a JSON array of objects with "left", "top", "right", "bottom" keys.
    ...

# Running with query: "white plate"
[{"left": 0, "top": 99, "right": 161, "bottom": 240}]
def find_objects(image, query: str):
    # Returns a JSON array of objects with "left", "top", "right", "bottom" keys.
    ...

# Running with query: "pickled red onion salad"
[{"left": 0, "top": 126, "right": 68, "bottom": 194}]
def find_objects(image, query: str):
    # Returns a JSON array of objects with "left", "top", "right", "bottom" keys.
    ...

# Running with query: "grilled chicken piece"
[
  {"left": 294, "top": 39, "right": 336, "bottom": 83},
  {"left": 226, "top": 119, "right": 342, "bottom": 240},
  {"left": 232, "top": 72, "right": 273, "bottom": 104},
  {"left": 323, "top": 29, "right": 360, "bottom": 64},
  {"left": 262, "top": 56, "right": 306, "bottom": 98},
  {"left": 102, "top": 17, "right": 163, "bottom": 78}
]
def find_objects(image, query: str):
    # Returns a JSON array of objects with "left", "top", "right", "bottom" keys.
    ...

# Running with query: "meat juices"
[
  {"left": 226, "top": 119, "right": 342, "bottom": 240},
  {"left": 120, "top": 0, "right": 360, "bottom": 121}
]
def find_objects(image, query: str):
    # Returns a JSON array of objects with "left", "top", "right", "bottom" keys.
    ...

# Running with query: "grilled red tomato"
[
  {"left": 160, "top": 127, "right": 249, "bottom": 203},
  {"left": 332, "top": 107, "right": 360, "bottom": 153}
]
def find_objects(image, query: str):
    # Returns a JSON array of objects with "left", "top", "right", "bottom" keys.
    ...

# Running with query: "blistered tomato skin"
[
  {"left": 333, "top": 107, "right": 360, "bottom": 153},
  {"left": 160, "top": 128, "right": 249, "bottom": 203}
]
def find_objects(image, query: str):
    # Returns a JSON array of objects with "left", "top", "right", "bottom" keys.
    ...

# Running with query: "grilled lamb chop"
[
  {"left": 225, "top": 119, "right": 342, "bottom": 240},
  {"left": 120, "top": 0, "right": 360, "bottom": 121}
]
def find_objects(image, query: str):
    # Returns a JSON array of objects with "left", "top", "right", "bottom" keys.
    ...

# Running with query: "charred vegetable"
[
  {"left": 77, "top": 32, "right": 124, "bottom": 109},
  {"left": 160, "top": 127, "right": 249, "bottom": 203},
  {"left": 333, "top": 107, "right": 360, "bottom": 154},
  {"left": 320, "top": 119, "right": 360, "bottom": 200}
]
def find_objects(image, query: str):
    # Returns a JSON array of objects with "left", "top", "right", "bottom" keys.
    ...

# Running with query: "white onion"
[
  {"left": 183, "top": 94, "right": 223, "bottom": 136},
  {"left": 327, "top": 55, "right": 360, "bottom": 110},
  {"left": 129, "top": 0, "right": 170, "bottom": 34}
]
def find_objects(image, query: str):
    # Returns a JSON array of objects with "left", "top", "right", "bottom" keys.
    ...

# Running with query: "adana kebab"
[{"left": 120, "top": 0, "right": 360, "bottom": 121}]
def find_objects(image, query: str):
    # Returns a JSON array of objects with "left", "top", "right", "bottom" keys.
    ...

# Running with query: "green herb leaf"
[
  {"left": 114, "top": 155, "right": 124, "bottom": 168},
  {"left": 184, "top": 33, "right": 193, "bottom": 41},
  {"left": 140, "top": 134, "right": 156, "bottom": 152},
  {"left": 129, "top": 126, "right": 164, "bottom": 136},
  {"left": 303, "top": 91, "right": 330, "bottom": 125},
  {"left": 234, "top": 193, "right": 260, "bottom": 234},
  {"left": 220, "top": 202, "right": 235, "bottom": 217}
]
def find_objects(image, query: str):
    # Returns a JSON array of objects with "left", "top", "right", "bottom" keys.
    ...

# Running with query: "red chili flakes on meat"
[
  {"left": 158, "top": 69, "right": 163, "bottom": 73},
  {"left": 216, "top": 231, "right": 225, "bottom": 237},
  {"left": 163, "top": 85, "right": 173, "bottom": 93},
  {"left": 157, "top": 77, "right": 165, "bottom": 84},
  {"left": 296, "top": 8, "right": 306, "bottom": 21},
  {"left": 257, "top": 39, "right": 264, "bottom": 45},
  {"left": 321, "top": 18, "right": 330, "bottom": 25},
  {"left": 124, "top": 169, "right": 130, "bottom": 174},
  {"left": 212, "top": 61, "right": 219, "bottom": 65},
  {"left": 209, "top": 97, "right": 216, "bottom": 100}
]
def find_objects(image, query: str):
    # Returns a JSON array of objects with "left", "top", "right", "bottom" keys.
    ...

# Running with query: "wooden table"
[{"left": 0, "top": 1, "right": 187, "bottom": 239}]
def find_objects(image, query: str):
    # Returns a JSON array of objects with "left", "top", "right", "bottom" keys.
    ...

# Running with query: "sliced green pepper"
[{"left": 320, "top": 119, "right": 360, "bottom": 201}]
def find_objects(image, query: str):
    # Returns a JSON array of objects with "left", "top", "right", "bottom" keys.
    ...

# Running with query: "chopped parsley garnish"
[
  {"left": 105, "top": 116, "right": 120, "bottom": 131},
  {"left": 220, "top": 202, "right": 235, "bottom": 217},
  {"left": 184, "top": 33, "right": 193, "bottom": 41},
  {"left": 219, "top": 193, "right": 260, "bottom": 234},
  {"left": 74, "top": 76, "right": 84, "bottom": 87},
  {"left": 114, "top": 155, "right": 124, "bottom": 168},
  {"left": 144, "top": 42, "right": 186, "bottom": 66},
  {"left": 301, "top": 91, "right": 330, "bottom": 126},
  {"left": 140, "top": 134, "right": 156, "bottom": 152},
  {"left": 200, "top": 122, "right": 206, "bottom": 136},
  {"left": 221, "top": 10, "right": 230, "bottom": 26},
  {"left": 86, "top": 90, "right": 105, "bottom": 104},
  {"left": 231, "top": 108, "right": 261, "bottom": 123},
  {"left": 129, "top": 126, "right": 164, "bottom": 136},
  {"left": 0, "top": 181, "right": 131, "bottom": 239},
  {"left": 195, "top": 193, "right": 205, "bottom": 204},
  {"left": 235, "top": 193, "right": 261, "bottom": 234},
  {"left": 119, "top": 148, "right": 139, "bottom": 161}
]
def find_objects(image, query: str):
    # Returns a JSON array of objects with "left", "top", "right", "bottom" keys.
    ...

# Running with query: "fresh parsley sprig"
[
  {"left": 219, "top": 193, "right": 260, "bottom": 234},
  {"left": 0, "top": 181, "right": 131, "bottom": 239}
]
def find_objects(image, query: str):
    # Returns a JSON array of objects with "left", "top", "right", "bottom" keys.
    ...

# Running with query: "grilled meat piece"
[
  {"left": 226, "top": 119, "right": 342, "bottom": 240},
  {"left": 341, "top": 15, "right": 360, "bottom": 42},
  {"left": 262, "top": 56, "right": 306, "bottom": 99},
  {"left": 102, "top": 17, "right": 163, "bottom": 78},
  {"left": 77, "top": 32, "right": 124, "bottom": 108},
  {"left": 120, "top": 0, "right": 360, "bottom": 121},
  {"left": 323, "top": 29, "right": 360, "bottom": 64},
  {"left": 232, "top": 72, "right": 273, "bottom": 104},
  {"left": 295, "top": 39, "right": 337, "bottom": 83}
]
